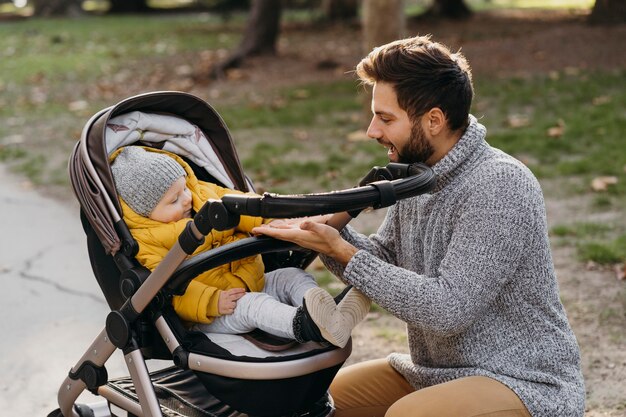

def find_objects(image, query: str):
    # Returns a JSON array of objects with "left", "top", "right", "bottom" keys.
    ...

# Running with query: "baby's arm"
[
  {"left": 172, "top": 281, "right": 225, "bottom": 323},
  {"left": 218, "top": 288, "right": 246, "bottom": 315}
]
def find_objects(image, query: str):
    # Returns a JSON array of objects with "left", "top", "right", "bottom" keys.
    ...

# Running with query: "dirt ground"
[
  {"left": 186, "top": 11, "right": 624, "bottom": 416},
  {"left": 177, "top": 9, "right": 626, "bottom": 97}
]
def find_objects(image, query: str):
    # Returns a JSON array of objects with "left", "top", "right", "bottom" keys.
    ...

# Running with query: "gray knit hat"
[{"left": 111, "top": 147, "right": 187, "bottom": 217}]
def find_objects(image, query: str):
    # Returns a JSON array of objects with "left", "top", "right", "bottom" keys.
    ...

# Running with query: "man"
[{"left": 253, "top": 35, "right": 584, "bottom": 417}]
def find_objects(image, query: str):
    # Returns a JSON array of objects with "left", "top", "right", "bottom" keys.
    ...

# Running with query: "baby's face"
[{"left": 149, "top": 177, "right": 192, "bottom": 223}]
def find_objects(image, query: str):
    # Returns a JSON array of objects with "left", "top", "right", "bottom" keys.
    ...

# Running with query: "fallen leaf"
[
  {"left": 548, "top": 71, "right": 560, "bottom": 80},
  {"left": 506, "top": 114, "right": 530, "bottom": 129},
  {"left": 590, "top": 176, "right": 618, "bottom": 192},
  {"left": 270, "top": 97, "right": 287, "bottom": 110},
  {"left": 547, "top": 119, "right": 565, "bottom": 138},
  {"left": 174, "top": 65, "right": 193, "bottom": 77},
  {"left": 592, "top": 95, "right": 612, "bottom": 106},
  {"left": 615, "top": 264, "right": 625, "bottom": 281},
  {"left": 293, "top": 89, "right": 310, "bottom": 99},
  {"left": 68, "top": 100, "right": 88, "bottom": 112},
  {"left": 225, "top": 68, "right": 246, "bottom": 81},
  {"left": 347, "top": 130, "right": 369, "bottom": 142},
  {"left": 292, "top": 129, "right": 309, "bottom": 141}
]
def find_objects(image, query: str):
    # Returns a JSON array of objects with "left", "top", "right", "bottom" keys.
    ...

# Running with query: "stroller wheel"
[{"left": 47, "top": 404, "right": 100, "bottom": 417}]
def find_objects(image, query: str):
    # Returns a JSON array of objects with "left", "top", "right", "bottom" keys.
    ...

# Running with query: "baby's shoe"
[
  {"left": 336, "top": 287, "right": 371, "bottom": 330},
  {"left": 292, "top": 287, "right": 369, "bottom": 348}
]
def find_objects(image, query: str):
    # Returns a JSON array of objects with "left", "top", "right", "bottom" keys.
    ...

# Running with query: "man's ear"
[{"left": 426, "top": 108, "right": 446, "bottom": 136}]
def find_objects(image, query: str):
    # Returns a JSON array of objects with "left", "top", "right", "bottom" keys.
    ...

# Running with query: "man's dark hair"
[{"left": 356, "top": 35, "right": 474, "bottom": 132}]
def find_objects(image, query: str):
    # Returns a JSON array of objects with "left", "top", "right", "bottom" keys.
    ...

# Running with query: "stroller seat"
[{"left": 52, "top": 91, "right": 436, "bottom": 417}]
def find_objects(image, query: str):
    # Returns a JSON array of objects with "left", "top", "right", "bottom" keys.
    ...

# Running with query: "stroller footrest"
[{"left": 106, "top": 367, "right": 334, "bottom": 417}]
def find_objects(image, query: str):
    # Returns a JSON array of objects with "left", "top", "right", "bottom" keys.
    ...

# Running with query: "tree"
[
  {"left": 414, "top": 0, "right": 472, "bottom": 20},
  {"left": 211, "top": 0, "right": 283, "bottom": 78},
  {"left": 361, "top": 0, "right": 405, "bottom": 124},
  {"left": 589, "top": 0, "right": 626, "bottom": 24},
  {"left": 322, "top": 0, "right": 358, "bottom": 21},
  {"left": 31, "top": 0, "right": 83, "bottom": 16},
  {"left": 108, "top": 0, "right": 150, "bottom": 13},
  {"left": 362, "top": 0, "right": 405, "bottom": 56}
]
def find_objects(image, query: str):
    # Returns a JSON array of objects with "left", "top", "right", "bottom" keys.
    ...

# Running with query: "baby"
[{"left": 111, "top": 146, "right": 370, "bottom": 348}]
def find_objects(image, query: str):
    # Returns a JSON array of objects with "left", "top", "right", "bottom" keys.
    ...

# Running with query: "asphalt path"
[{"left": 0, "top": 166, "right": 127, "bottom": 415}]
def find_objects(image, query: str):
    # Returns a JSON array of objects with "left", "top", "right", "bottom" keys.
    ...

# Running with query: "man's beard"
[{"left": 397, "top": 122, "right": 434, "bottom": 164}]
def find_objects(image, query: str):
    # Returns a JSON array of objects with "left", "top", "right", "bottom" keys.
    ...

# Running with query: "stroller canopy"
[{"left": 69, "top": 91, "right": 250, "bottom": 255}]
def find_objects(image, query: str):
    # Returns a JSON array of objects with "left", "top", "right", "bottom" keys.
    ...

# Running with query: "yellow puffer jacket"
[{"left": 111, "top": 147, "right": 266, "bottom": 324}]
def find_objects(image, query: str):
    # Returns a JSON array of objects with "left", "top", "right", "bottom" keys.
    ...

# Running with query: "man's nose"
[{"left": 366, "top": 117, "right": 381, "bottom": 139}]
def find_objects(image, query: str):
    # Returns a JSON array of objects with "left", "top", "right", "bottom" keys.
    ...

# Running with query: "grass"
[
  {"left": 551, "top": 223, "right": 626, "bottom": 264},
  {"left": 476, "top": 70, "right": 626, "bottom": 186},
  {"left": 218, "top": 82, "right": 365, "bottom": 129},
  {"left": 577, "top": 235, "right": 626, "bottom": 265},
  {"left": 0, "top": 13, "right": 624, "bottom": 262},
  {"left": 0, "top": 14, "right": 242, "bottom": 189}
]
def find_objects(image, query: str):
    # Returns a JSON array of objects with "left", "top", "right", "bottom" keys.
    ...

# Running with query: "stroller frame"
[{"left": 53, "top": 91, "right": 436, "bottom": 417}]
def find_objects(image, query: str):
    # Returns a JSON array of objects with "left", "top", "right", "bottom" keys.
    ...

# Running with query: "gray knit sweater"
[{"left": 323, "top": 115, "right": 585, "bottom": 417}]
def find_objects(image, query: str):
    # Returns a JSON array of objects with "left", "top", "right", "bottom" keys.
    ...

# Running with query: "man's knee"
[
  {"left": 385, "top": 394, "right": 422, "bottom": 417},
  {"left": 385, "top": 377, "right": 531, "bottom": 417}
]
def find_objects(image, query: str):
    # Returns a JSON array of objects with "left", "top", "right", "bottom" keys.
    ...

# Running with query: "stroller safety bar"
[
  {"left": 168, "top": 236, "right": 299, "bottom": 294},
  {"left": 219, "top": 162, "right": 435, "bottom": 219}
]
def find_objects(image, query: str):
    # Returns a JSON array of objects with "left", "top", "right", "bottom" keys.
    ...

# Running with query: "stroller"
[{"left": 49, "top": 91, "right": 436, "bottom": 417}]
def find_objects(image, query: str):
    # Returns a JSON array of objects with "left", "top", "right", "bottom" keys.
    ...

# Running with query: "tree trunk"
[
  {"left": 322, "top": 0, "right": 359, "bottom": 21},
  {"left": 426, "top": 0, "right": 472, "bottom": 20},
  {"left": 108, "top": 0, "right": 151, "bottom": 13},
  {"left": 589, "top": 0, "right": 626, "bottom": 24},
  {"left": 211, "top": 0, "right": 283, "bottom": 78},
  {"left": 31, "top": 0, "right": 83, "bottom": 16},
  {"left": 362, "top": 0, "right": 405, "bottom": 56},
  {"left": 238, "top": 0, "right": 283, "bottom": 56},
  {"left": 361, "top": 0, "right": 405, "bottom": 125}
]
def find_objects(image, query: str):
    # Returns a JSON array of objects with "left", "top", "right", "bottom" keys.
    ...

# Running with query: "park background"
[{"left": 0, "top": 0, "right": 624, "bottom": 415}]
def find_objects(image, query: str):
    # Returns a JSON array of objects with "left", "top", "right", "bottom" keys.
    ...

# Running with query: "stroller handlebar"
[{"left": 219, "top": 162, "right": 436, "bottom": 219}]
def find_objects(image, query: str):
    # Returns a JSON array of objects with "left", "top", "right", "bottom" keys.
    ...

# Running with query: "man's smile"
[{"left": 377, "top": 138, "right": 398, "bottom": 160}]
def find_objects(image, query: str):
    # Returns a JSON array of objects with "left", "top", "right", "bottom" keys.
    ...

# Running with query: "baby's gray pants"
[{"left": 191, "top": 267, "right": 318, "bottom": 339}]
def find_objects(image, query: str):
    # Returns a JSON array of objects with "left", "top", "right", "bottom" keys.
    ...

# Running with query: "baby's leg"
[
  {"left": 194, "top": 292, "right": 297, "bottom": 339},
  {"left": 263, "top": 267, "right": 318, "bottom": 307}
]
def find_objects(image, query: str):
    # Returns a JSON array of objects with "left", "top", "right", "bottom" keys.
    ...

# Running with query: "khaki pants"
[{"left": 329, "top": 359, "right": 532, "bottom": 417}]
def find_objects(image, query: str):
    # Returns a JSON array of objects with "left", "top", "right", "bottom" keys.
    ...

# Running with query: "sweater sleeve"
[
  {"left": 342, "top": 167, "right": 541, "bottom": 336},
  {"left": 321, "top": 208, "right": 400, "bottom": 278}
]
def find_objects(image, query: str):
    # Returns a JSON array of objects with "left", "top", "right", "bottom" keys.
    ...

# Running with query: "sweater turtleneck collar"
[{"left": 430, "top": 114, "right": 488, "bottom": 192}]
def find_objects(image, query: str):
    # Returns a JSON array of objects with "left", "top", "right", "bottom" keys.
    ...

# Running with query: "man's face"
[{"left": 367, "top": 82, "right": 434, "bottom": 165}]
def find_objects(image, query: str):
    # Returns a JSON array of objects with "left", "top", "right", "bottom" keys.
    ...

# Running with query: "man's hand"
[
  {"left": 252, "top": 220, "right": 358, "bottom": 266},
  {"left": 218, "top": 288, "right": 246, "bottom": 315}
]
